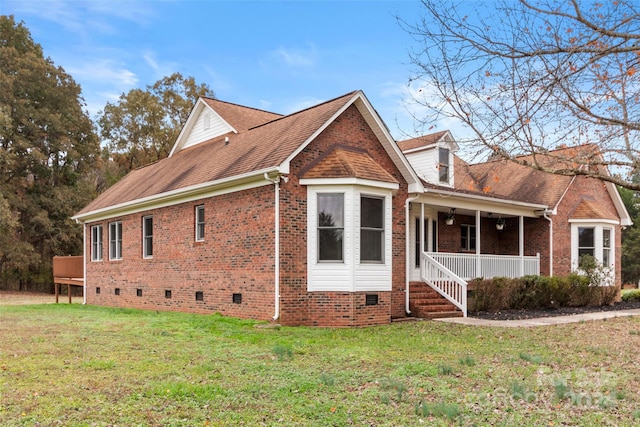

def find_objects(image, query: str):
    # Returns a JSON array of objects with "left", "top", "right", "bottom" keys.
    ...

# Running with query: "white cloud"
[
  {"left": 68, "top": 59, "right": 138, "bottom": 88},
  {"left": 273, "top": 45, "right": 317, "bottom": 68},
  {"left": 282, "top": 96, "right": 326, "bottom": 115}
]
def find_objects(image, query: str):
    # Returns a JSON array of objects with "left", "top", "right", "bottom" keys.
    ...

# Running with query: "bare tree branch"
[{"left": 400, "top": 0, "right": 640, "bottom": 190}]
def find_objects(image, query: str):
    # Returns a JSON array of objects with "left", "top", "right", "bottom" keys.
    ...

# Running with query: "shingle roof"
[
  {"left": 201, "top": 97, "right": 282, "bottom": 132},
  {"left": 75, "top": 91, "right": 359, "bottom": 216},
  {"left": 299, "top": 145, "right": 398, "bottom": 183},
  {"left": 396, "top": 130, "right": 447, "bottom": 152},
  {"left": 462, "top": 158, "right": 574, "bottom": 207}
]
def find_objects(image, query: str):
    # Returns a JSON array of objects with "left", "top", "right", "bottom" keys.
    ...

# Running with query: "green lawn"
[{"left": 1, "top": 304, "right": 639, "bottom": 426}]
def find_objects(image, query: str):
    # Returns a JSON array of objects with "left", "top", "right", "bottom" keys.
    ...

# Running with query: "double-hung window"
[
  {"left": 571, "top": 222, "right": 616, "bottom": 272},
  {"left": 143, "top": 216, "right": 153, "bottom": 258},
  {"left": 317, "top": 193, "right": 344, "bottom": 261},
  {"left": 91, "top": 225, "right": 103, "bottom": 261},
  {"left": 195, "top": 205, "right": 205, "bottom": 241},
  {"left": 109, "top": 221, "right": 122, "bottom": 260},
  {"left": 360, "top": 196, "right": 384, "bottom": 262},
  {"left": 577, "top": 226, "right": 595, "bottom": 267},
  {"left": 461, "top": 224, "right": 476, "bottom": 251},
  {"left": 603, "top": 228, "right": 612, "bottom": 266},
  {"left": 439, "top": 148, "right": 450, "bottom": 183}
]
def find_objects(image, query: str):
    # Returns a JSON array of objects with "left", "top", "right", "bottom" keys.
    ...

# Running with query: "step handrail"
[{"left": 421, "top": 252, "right": 468, "bottom": 317}]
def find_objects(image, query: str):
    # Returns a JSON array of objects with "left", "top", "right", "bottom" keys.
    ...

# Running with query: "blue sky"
[{"left": 2, "top": 0, "right": 443, "bottom": 140}]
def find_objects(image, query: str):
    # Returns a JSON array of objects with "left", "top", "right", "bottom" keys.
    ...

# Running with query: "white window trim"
[
  {"left": 142, "top": 215, "right": 153, "bottom": 259},
  {"left": 108, "top": 221, "right": 122, "bottom": 261},
  {"left": 91, "top": 225, "right": 102, "bottom": 262},
  {"left": 569, "top": 221, "right": 616, "bottom": 279},
  {"left": 195, "top": 205, "right": 205, "bottom": 242},
  {"left": 307, "top": 184, "right": 393, "bottom": 292}
]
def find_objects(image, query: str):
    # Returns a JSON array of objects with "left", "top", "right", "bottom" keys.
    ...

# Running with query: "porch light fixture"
[
  {"left": 496, "top": 217, "right": 506, "bottom": 231},
  {"left": 445, "top": 208, "right": 456, "bottom": 226}
]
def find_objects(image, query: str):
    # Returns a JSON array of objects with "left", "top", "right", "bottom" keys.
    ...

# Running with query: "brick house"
[{"left": 72, "top": 91, "right": 632, "bottom": 326}]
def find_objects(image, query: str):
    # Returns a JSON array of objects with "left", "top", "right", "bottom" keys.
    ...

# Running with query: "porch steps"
[{"left": 409, "top": 281, "right": 463, "bottom": 319}]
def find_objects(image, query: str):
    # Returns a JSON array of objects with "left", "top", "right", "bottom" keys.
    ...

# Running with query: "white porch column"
[
  {"left": 476, "top": 210, "right": 481, "bottom": 277},
  {"left": 519, "top": 215, "right": 524, "bottom": 276},
  {"left": 420, "top": 203, "right": 425, "bottom": 256}
]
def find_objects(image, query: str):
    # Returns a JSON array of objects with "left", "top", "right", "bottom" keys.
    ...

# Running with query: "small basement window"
[
  {"left": 195, "top": 291, "right": 204, "bottom": 301},
  {"left": 165, "top": 290, "right": 172, "bottom": 299},
  {"left": 115, "top": 288, "right": 120, "bottom": 296},
  {"left": 136, "top": 288, "right": 142, "bottom": 297},
  {"left": 365, "top": 294, "right": 379, "bottom": 306},
  {"left": 96, "top": 287, "right": 100, "bottom": 295},
  {"left": 232, "top": 293, "right": 242, "bottom": 304}
]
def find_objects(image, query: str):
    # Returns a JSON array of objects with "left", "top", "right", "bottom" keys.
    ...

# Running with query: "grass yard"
[{"left": 1, "top": 303, "right": 639, "bottom": 426}]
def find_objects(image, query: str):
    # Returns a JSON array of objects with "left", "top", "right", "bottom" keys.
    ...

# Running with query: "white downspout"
[
  {"left": 405, "top": 194, "right": 420, "bottom": 315},
  {"left": 82, "top": 222, "right": 87, "bottom": 305},
  {"left": 264, "top": 172, "right": 282, "bottom": 321},
  {"left": 543, "top": 210, "right": 553, "bottom": 276}
]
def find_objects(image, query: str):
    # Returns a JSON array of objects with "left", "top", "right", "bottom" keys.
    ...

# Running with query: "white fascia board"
[
  {"left": 353, "top": 93, "right": 424, "bottom": 193},
  {"left": 279, "top": 91, "right": 424, "bottom": 194},
  {"left": 605, "top": 181, "right": 633, "bottom": 226},
  {"left": 168, "top": 98, "right": 237, "bottom": 157},
  {"left": 72, "top": 167, "right": 279, "bottom": 223},
  {"left": 300, "top": 177, "right": 400, "bottom": 191},
  {"left": 419, "top": 189, "right": 548, "bottom": 217},
  {"left": 402, "top": 143, "right": 437, "bottom": 155},
  {"left": 568, "top": 218, "right": 621, "bottom": 225}
]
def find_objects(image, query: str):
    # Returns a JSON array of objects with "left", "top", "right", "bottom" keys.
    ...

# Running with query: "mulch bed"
[{"left": 470, "top": 299, "right": 640, "bottom": 321}]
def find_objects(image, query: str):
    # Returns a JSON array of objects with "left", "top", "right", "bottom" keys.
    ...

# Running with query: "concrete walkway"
[{"left": 434, "top": 308, "right": 640, "bottom": 327}]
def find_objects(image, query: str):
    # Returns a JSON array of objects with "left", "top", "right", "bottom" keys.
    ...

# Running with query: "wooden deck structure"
[{"left": 52, "top": 256, "right": 83, "bottom": 303}]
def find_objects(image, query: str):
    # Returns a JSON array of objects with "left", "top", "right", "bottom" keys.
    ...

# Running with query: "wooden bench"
[{"left": 52, "top": 256, "right": 84, "bottom": 303}]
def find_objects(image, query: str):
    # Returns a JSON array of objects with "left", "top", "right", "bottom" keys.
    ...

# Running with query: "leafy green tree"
[
  {"left": 97, "top": 73, "right": 214, "bottom": 183},
  {"left": 620, "top": 174, "right": 640, "bottom": 285},
  {"left": 402, "top": 0, "right": 640, "bottom": 190},
  {"left": 0, "top": 16, "right": 100, "bottom": 290}
]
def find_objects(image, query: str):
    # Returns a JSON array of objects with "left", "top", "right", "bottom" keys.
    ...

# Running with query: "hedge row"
[{"left": 468, "top": 274, "right": 618, "bottom": 313}]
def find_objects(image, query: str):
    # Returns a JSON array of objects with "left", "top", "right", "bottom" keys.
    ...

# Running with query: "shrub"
[
  {"left": 468, "top": 272, "right": 614, "bottom": 313},
  {"left": 622, "top": 289, "right": 640, "bottom": 302}
]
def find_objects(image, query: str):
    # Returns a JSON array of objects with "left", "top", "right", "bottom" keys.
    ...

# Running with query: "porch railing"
[
  {"left": 421, "top": 253, "right": 468, "bottom": 317},
  {"left": 425, "top": 252, "right": 540, "bottom": 280}
]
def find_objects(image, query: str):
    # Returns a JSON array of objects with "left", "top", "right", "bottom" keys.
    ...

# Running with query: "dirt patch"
[{"left": 0, "top": 291, "right": 62, "bottom": 305}]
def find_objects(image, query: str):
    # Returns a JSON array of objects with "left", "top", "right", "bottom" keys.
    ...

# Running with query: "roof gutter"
[{"left": 72, "top": 167, "right": 280, "bottom": 223}]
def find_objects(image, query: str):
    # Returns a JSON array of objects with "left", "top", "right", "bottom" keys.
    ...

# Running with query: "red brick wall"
[
  {"left": 279, "top": 103, "right": 409, "bottom": 326},
  {"left": 85, "top": 103, "right": 410, "bottom": 327},
  {"left": 85, "top": 185, "right": 277, "bottom": 319},
  {"left": 552, "top": 176, "right": 622, "bottom": 287}
]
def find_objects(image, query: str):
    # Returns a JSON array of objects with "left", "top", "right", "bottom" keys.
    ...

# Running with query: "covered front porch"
[{"left": 407, "top": 194, "right": 550, "bottom": 317}]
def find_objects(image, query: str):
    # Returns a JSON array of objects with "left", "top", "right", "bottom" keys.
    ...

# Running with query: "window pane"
[
  {"left": 196, "top": 206, "right": 205, "bottom": 240},
  {"left": 603, "top": 228, "right": 611, "bottom": 248},
  {"left": 361, "top": 229, "right": 383, "bottom": 261},
  {"left": 578, "top": 248, "right": 594, "bottom": 257},
  {"left": 361, "top": 197, "right": 383, "bottom": 228},
  {"left": 439, "top": 148, "right": 449, "bottom": 182},
  {"left": 318, "top": 194, "right": 343, "bottom": 227},
  {"left": 319, "top": 229, "right": 343, "bottom": 261},
  {"left": 578, "top": 227, "right": 594, "bottom": 248},
  {"left": 143, "top": 217, "right": 153, "bottom": 257},
  {"left": 318, "top": 194, "right": 343, "bottom": 261}
]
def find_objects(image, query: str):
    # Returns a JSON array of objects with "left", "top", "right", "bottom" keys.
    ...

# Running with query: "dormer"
[
  {"left": 397, "top": 130, "right": 459, "bottom": 187},
  {"left": 169, "top": 97, "right": 282, "bottom": 157}
]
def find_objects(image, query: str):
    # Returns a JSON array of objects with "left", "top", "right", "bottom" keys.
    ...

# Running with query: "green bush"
[
  {"left": 622, "top": 289, "right": 640, "bottom": 302},
  {"left": 468, "top": 273, "right": 613, "bottom": 313}
]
